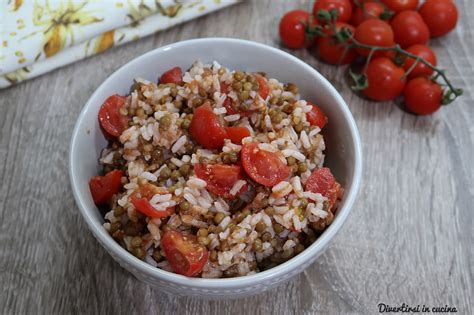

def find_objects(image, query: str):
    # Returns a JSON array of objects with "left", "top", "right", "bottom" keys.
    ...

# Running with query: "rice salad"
[{"left": 89, "top": 60, "right": 343, "bottom": 278}]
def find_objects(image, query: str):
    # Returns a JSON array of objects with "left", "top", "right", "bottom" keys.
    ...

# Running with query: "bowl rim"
[{"left": 69, "top": 37, "right": 362, "bottom": 288}]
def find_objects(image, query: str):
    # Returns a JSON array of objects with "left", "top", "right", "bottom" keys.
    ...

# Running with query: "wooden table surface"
[{"left": 1, "top": 1, "right": 472, "bottom": 314}]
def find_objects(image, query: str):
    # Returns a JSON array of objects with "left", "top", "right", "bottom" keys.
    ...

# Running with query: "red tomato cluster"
[{"left": 279, "top": 0, "right": 459, "bottom": 115}]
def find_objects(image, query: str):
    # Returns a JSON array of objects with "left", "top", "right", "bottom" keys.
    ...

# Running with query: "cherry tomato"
[
  {"left": 159, "top": 66, "right": 183, "bottom": 85},
  {"left": 351, "top": 2, "right": 387, "bottom": 27},
  {"left": 306, "top": 103, "right": 328, "bottom": 129},
  {"left": 241, "top": 142, "right": 291, "bottom": 187},
  {"left": 419, "top": 0, "right": 458, "bottom": 38},
  {"left": 381, "top": 0, "right": 418, "bottom": 13},
  {"left": 390, "top": 11, "right": 429, "bottom": 48},
  {"left": 403, "top": 77, "right": 442, "bottom": 115},
  {"left": 89, "top": 169, "right": 123, "bottom": 205},
  {"left": 98, "top": 95, "right": 129, "bottom": 138},
  {"left": 403, "top": 44, "right": 437, "bottom": 79},
  {"left": 130, "top": 183, "right": 175, "bottom": 219},
  {"left": 220, "top": 81, "right": 230, "bottom": 93},
  {"left": 194, "top": 164, "right": 248, "bottom": 199},
  {"left": 316, "top": 22, "right": 357, "bottom": 65},
  {"left": 363, "top": 57, "right": 406, "bottom": 101},
  {"left": 225, "top": 126, "right": 250, "bottom": 144},
  {"left": 161, "top": 230, "right": 208, "bottom": 277},
  {"left": 305, "top": 167, "right": 340, "bottom": 210},
  {"left": 255, "top": 74, "right": 270, "bottom": 100},
  {"left": 279, "top": 10, "right": 311, "bottom": 49},
  {"left": 354, "top": 19, "right": 395, "bottom": 57},
  {"left": 189, "top": 102, "right": 227, "bottom": 149},
  {"left": 313, "top": 0, "right": 353, "bottom": 23}
]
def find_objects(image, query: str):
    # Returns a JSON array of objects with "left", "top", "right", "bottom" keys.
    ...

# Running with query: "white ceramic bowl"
[{"left": 69, "top": 38, "right": 362, "bottom": 299}]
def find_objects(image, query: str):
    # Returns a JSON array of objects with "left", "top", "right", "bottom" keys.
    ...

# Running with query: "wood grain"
[{"left": 1, "top": 1, "right": 472, "bottom": 314}]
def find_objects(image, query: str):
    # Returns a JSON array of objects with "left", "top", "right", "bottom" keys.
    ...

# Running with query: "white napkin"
[{"left": 0, "top": 0, "right": 237, "bottom": 88}]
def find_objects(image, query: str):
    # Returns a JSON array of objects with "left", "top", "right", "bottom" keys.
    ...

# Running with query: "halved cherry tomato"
[
  {"left": 159, "top": 66, "right": 183, "bottom": 85},
  {"left": 351, "top": 2, "right": 387, "bottom": 27},
  {"left": 316, "top": 22, "right": 356, "bottom": 65},
  {"left": 419, "top": 0, "right": 458, "bottom": 38},
  {"left": 130, "top": 183, "right": 175, "bottom": 218},
  {"left": 89, "top": 169, "right": 123, "bottom": 205},
  {"left": 403, "top": 77, "right": 442, "bottom": 115},
  {"left": 194, "top": 164, "right": 247, "bottom": 199},
  {"left": 390, "top": 10, "right": 429, "bottom": 48},
  {"left": 306, "top": 103, "right": 328, "bottom": 129},
  {"left": 225, "top": 126, "right": 251, "bottom": 144},
  {"left": 255, "top": 74, "right": 270, "bottom": 100},
  {"left": 189, "top": 102, "right": 227, "bottom": 149},
  {"left": 220, "top": 81, "right": 230, "bottom": 93},
  {"left": 305, "top": 167, "right": 340, "bottom": 210},
  {"left": 381, "top": 0, "right": 418, "bottom": 13},
  {"left": 98, "top": 95, "right": 129, "bottom": 138},
  {"left": 279, "top": 10, "right": 311, "bottom": 49},
  {"left": 313, "top": 0, "right": 353, "bottom": 23},
  {"left": 223, "top": 97, "right": 238, "bottom": 115},
  {"left": 403, "top": 44, "right": 437, "bottom": 79},
  {"left": 161, "top": 230, "right": 209, "bottom": 277},
  {"left": 354, "top": 19, "right": 395, "bottom": 57},
  {"left": 363, "top": 57, "right": 406, "bottom": 101},
  {"left": 241, "top": 142, "right": 291, "bottom": 187}
]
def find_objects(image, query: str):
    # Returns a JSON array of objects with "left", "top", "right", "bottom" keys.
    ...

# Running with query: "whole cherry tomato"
[
  {"left": 241, "top": 142, "right": 291, "bottom": 187},
  {"left": 354, "top": 19, "right": 395, "bottom": 57},
  {"left": 390, "top": 10, "right": 430, "bottom": 48},
  {"left": 98, "top": 95, "right": 129, "bottom": 139},
  {"left": 89, "top": 169, "right": 123, "bottom": 206},
  {"left": 381, "top": 0, "right": 418, "bottom": 13},
  {"left": 279, "top": 10, "right": 313, "bottom": 49},
  {"left": 161, "top": 230, "right": 208, "bottom": 277},
  {"left": 306, "top": 102, "right": 328, "bottom": 128},
  {"left": 189, "top": 102, "right": 227, "bottom": 149},
  {"left": 316, "top": 22, "right": 357, "bottom": 65},
  {"left": 403, "top": 44, "right": 437, "bottom": 79},
  {"left": 351, "top": 2, "right": 387, "bottom": 27},
  {"left": 363, "top": 57, "right": 406, "bottom": 101},
  {"left": 313, "top": 0, "right": 353, "bottom": 23},
  {"left": 419, "top": 0, "right": 458, "bottom": 37},
  {"left": 194, "top": 164, "right": 248, "bottom": 199},
  {"left": 160, "top": 66, "right": 183, "bottom": 85},
  {"left": 403, "top": 77, "right": 443, "bottom": 115}
]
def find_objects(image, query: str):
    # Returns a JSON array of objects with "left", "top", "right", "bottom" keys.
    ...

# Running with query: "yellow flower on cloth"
[{"left": 0, "top": 0, "right": 237, "bottom": 88}]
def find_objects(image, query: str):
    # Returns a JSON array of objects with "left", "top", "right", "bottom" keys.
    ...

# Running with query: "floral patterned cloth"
[{"left": 0, "top": 0, "right": 237, "bottom": 88}]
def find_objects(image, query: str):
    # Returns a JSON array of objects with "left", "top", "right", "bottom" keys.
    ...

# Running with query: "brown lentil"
[
  {"left": 113, "top": 206, "right": 125, "bottom": 217},
  {"left": 214, "top": 212, "right": 225, "bottom": 224},
  {"left": 255, "top": 221, "right": 266, "bottom": 233},
  {"left": 131, "top": 236, "right": 143, "bottom": 247},
  {"left": 298, "top": 162, "right": 308, "bottom": 173},
  {"left": 264, "top": 207, "right": 275, "bottom": 215},
  {"left": 273, "top": 223, "right": 284, "bottom": 233},
  {"left": 210, "top": 250, "right": 218, "bottom": 261},
  {"left": 198, "top": 236, "right": 210, "bottom": 246},
  {"left": 197, "top": 228, "right": 208, "bottom": 237},
  {"left": 133, "top": 247, "right": 146, "bottom": 260},
  {"left": 253, "top": 238, "right": 263, "bottom": 251},
  {"left": 261, "top": 232, "right": 271, "bottom": 242},
  {"left": 160, "top": 166, "right": 171, "bottom": 179}
]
